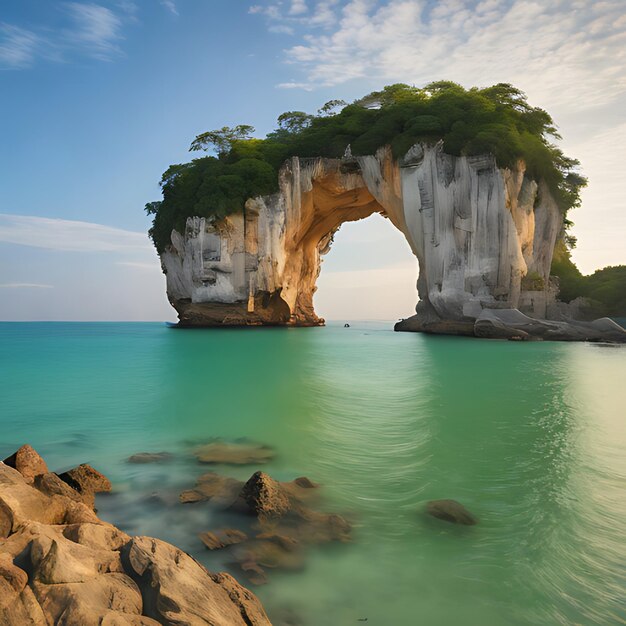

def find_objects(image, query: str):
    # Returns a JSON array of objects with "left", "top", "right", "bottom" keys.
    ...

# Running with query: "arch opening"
[{"left": 314, "top": 214, "right": 419, "bottom": 323}]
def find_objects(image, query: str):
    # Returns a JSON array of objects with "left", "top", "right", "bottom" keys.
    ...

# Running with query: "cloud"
[
  {"left": 249, "top": 0, "right": 339, "bottom": 34},
  {"left": 161, "top": 0, "right": 179, "bottom": 16},
  {"left": 0, "top": 283, "right": 54, "bottom": 289},
  {"left": 289, "top": 0, "right": 309, "bottom": 16},
  {"left": 260, "top": 0, "right": 626, "bottom": 114},
  {"left": 0, "top": 23, "right": 40, "bottom": 70},
  {"left": 276, "top": 81, "right": 314, "bottom": 90},
  {"left": 269, "top": 24, "right": 296, "bottom": 35},
  {"left": 0, "top": 214, "right": 151, "bottom": 253},
  {"left": 63, "top": 2, "right": 124, "bottom": 61},
  {"left": 1, "top": 2, "right": 135, "bottom": 69}
]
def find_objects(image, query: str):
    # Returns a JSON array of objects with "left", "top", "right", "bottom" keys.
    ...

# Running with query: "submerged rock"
[
  {"left": 193, "top": 440, "right": 275, "bottom": 465},
  {"left": 127, "top": 452, "right": 173, "bottom": 464},
  {"left": 180, "top": 471, "right": 243, "bottom": 505},
  {"left": 0, "top": 449, "right": 271, "bottom": 626},
  {"left": 183, "top": 468, "right": 351, "bottom": 586},
  {"left": 199, "top": 528, "right": 248, "bottom": 550},
  {"left": 426, "top": 500, "right": 478, "bottom": 526}
]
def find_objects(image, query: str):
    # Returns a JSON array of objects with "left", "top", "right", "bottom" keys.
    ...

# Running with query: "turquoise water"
[{"left": 1, "top": 322, "right": 625, "bottom": 625}]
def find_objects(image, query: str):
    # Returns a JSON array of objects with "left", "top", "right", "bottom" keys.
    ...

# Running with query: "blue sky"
[{"left": 1, "top": 0, "right": 624, "bottom": 320}]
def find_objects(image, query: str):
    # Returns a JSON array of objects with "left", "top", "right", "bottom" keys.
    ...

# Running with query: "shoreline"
[{"left": 0, "top": 445, "right": 272, "bottom": 625}]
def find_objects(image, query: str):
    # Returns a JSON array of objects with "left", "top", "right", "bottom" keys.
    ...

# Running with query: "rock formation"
[
  {"left": 0, "top": 447, "right": 271, "bottom": 625},
  {"left": 159, "top": 142, "right": 625, "bottom": 341},
  {"left": 180, "top": 469, "right": 351, "bottom": 586}
]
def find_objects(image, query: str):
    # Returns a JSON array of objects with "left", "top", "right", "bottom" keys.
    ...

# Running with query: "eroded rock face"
[
  {"left": 0, "top": 451, "right": 272, "bottom": 626},
  {"left": 160, "top": 143, "right": 568, "bottom": 328}
]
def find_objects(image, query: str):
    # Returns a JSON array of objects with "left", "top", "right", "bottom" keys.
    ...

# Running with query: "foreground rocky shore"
[{"left": 0, "top": 445, "right": 271, "bottom": 625}]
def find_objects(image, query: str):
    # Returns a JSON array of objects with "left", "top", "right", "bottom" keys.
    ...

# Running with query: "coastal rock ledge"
[
  {"left": 0, "top": 447, "right": 271, "bottom": 626},
  {"left": 159, "top": 144, "right": 625, "bottom": 342}
]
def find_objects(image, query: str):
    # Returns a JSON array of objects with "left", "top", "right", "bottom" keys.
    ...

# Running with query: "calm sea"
[{"left": 0, "top": 321, "right": 624, "bottom": 625}]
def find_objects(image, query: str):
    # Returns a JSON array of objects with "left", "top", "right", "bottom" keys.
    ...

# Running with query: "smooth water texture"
[{"left": 1, "top": 322, "right": 625, "bottom": 625}]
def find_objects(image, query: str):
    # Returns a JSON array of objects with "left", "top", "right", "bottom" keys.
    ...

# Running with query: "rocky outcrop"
[
  {"left": 180, "top": 469, "right": 351, "bottom": 586},
  {"left": 158, "top": 142, "right": 625, "bottom": 342},
  {"left": 0, "top": 450, "right": 271, "bottom": 626}
]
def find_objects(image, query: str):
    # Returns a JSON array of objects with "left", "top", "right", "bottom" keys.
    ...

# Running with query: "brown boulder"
[
  {"left": 3, "top": 445, "right": 48, "bottom": 482},
  {"left": 58, "top": 464, "right": 112, "bottom": 496},
  {"left": 32, "top": 573, "right": 145, "bottom": 626},
  {"left": 0, "top": 555, "right": 47, "bottom": 625},
  {"left": 0, "top": 464, "right": 70, "bottom": 536},
  {"left": 33, "top": 472, "right": 83, "bottom": 503},
  {"left": 240, "top": 471, "right": 290, "bottom": 519},
  {"left": 123, "top": 536, "right": 271, "bottom": 625}
]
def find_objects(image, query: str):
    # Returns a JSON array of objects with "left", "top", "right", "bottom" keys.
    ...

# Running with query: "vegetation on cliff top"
[
  {"left": 551, "top": 243, "right": 626, "bottom": 316},
  {"left": 146, "top": 81, "right": 586, "bottom": 253}
]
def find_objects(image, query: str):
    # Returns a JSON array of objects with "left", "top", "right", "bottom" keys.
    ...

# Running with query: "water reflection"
[{"left": 1, "top": 323, "right": 624, "bottom": 625}]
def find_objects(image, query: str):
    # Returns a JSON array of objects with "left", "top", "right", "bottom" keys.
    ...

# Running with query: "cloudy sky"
[{"left": 1, "top": 0, "right": 624, "bottom": 321}]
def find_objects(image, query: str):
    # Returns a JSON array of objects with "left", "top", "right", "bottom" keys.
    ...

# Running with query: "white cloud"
[
  {"left": 1, "top": 3, "right": 135, "bottom": 69},
  {"left": 276, "top": 81, "right": 314, "bottom": 90},
  {"left": 0, "top": 283, "right": 54, "bottom": 289},
  {"left": 262, "top": 0, "right": 626, "bottom": 114},
  {"left": 249, "top": 0, "right": 339, "bottom": 34},
  {"left": 0, "top": 23, "right": 40, "bottom": 70},
  {"left": 63, "top": 2, "right": 123, "bottom": 61},
  {"left": 289, "top": 0, "right": 309, "bottom": 16},
  {"left": 161, "top": 0, "right": 179, "bottom": 16},
  {"left": 259, "top": 0, "right": 626, "bottom": 274},
  {"left": 0, "top": 214, "right": 151, "bottom": 253},
  {"left": 269, "top": 24, "right": 295, "bottom": 35}
]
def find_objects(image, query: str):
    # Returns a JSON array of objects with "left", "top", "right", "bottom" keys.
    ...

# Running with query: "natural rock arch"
[{"left": 159, "top": 143, "right": 626, "bottom": 342}]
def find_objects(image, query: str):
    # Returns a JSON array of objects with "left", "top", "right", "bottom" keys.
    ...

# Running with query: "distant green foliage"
[
  {"left": 147, "top": 82, "right": 587, "bottom": 252},
  {"left": 550, "top": 243, "right": 626, "bottom": 316}
]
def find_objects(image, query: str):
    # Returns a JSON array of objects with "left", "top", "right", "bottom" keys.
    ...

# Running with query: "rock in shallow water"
[
  {"left": 184, "top": 468, "right": 351, "bottom": 586},
  {"left": 199, "top": 528, "right": 248, "bottom": 550},
  {"left": 426, "top": 500, "right": 478, "bottom": 525},
  {"left": 193, "top": 440, "right": 275, "bottom": 465},
  {"left": 0, "top": 448, "right": 271, "bottom": 626},
  {"left": 127, "top": 452, "right": 173, "bottom": 464},
  {"left": 241, "top": 472, "right": 291, "bottom": 519}
]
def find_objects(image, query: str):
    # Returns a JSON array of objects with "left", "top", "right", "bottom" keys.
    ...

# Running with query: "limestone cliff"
[{"left": 160, "top": 142, "right": 566, "bottom": 328}]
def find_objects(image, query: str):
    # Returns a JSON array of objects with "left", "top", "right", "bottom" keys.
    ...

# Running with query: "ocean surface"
[{"left": 0, "top": 321, "right": 625, "bottom": 626}]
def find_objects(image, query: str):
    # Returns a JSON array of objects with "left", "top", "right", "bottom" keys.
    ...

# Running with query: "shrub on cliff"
[
  {"left": 551, "top": 242, "right": 626, "bottom": 316},
  {"left": 146, "top": 82, "right": 586, "bottom": 253}
]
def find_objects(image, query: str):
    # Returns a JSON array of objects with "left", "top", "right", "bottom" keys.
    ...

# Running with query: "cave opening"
[{"left": 313, "top": 213, "right": 419, "bottom": 323}]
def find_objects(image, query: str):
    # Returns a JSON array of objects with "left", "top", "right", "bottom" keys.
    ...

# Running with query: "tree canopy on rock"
[{"left": 146, "top": 81, "right": 586, "bottom": 254}]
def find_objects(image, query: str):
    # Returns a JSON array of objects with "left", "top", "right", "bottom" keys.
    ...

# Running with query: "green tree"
[
  {"left": 190, "top": 125, "right": 255, "bottom": 156},
  {"left": 277, "top": 111, "right": 314, "bottom": 133}
]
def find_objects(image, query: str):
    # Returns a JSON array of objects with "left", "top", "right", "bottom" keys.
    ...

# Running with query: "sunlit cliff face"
[{"left": 160, "top": 143, "right": 561, "bottom": 327}]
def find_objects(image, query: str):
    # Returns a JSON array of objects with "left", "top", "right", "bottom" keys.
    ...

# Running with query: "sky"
[{"left": 0, "top": 0, "right": 624, "bottom": 321}]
